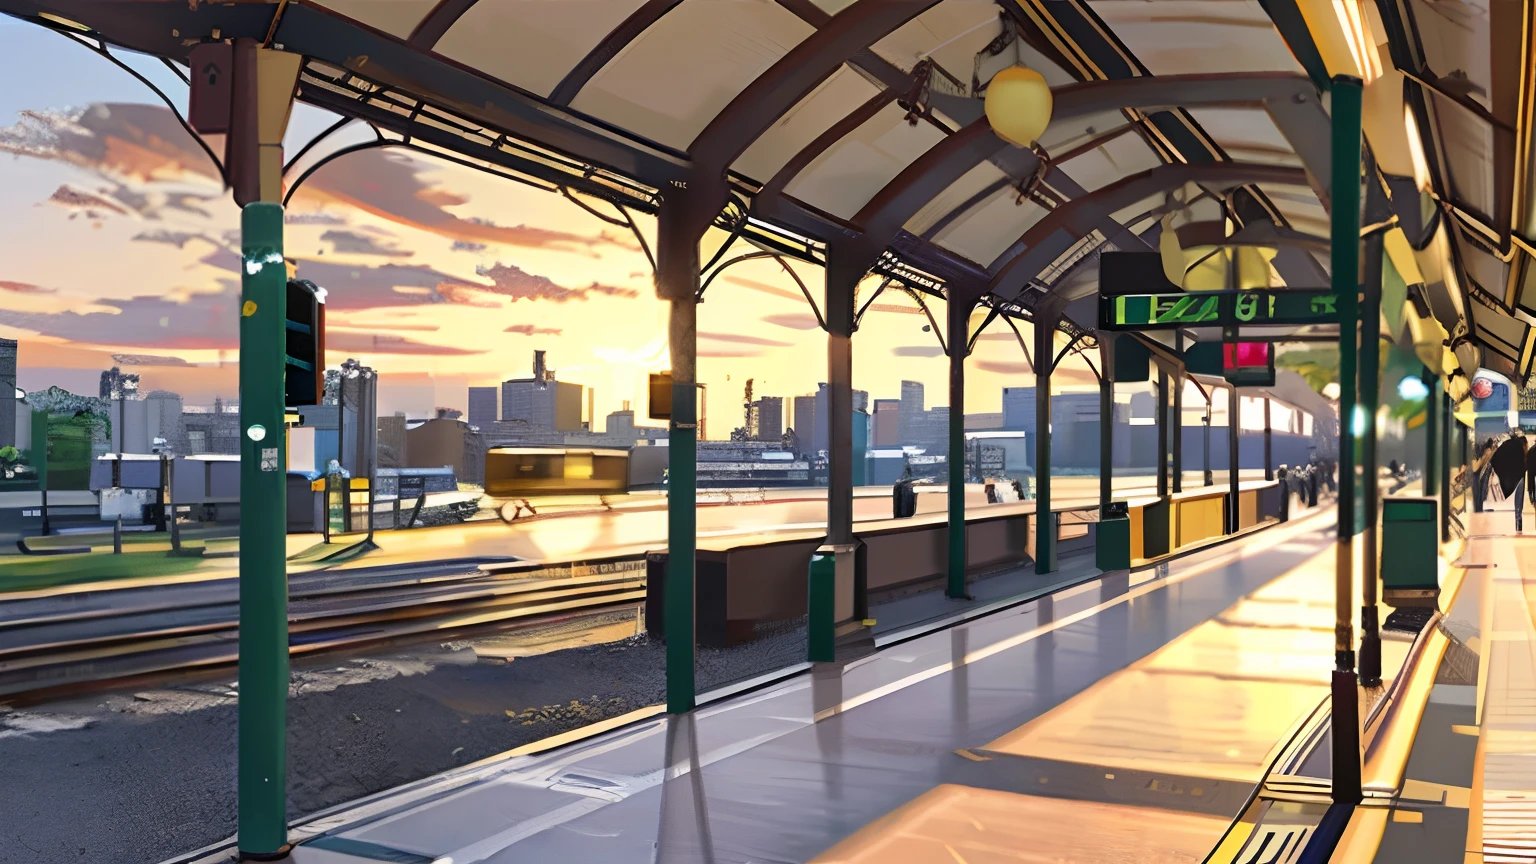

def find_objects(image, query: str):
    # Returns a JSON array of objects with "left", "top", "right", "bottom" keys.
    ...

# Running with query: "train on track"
[{"left": 483, "top": 447, "right": 630, "bottom": 498}]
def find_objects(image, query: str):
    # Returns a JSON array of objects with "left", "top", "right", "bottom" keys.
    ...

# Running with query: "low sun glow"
[
  {"left": 1404, "top": 105, "right": 1433, "bottom": 192},
  {"left": 1334, "top": 0, "right": 1383, "bottom": 82}
]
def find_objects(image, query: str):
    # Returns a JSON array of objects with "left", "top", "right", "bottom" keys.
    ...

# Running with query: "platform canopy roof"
[{"left": 3, "top": 0, "right": 1531, "bottom": 398}]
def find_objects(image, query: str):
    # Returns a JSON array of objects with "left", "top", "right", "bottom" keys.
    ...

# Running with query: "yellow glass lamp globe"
[{"left": 984, "top": 66, "right": 1053, "bottom": 147}]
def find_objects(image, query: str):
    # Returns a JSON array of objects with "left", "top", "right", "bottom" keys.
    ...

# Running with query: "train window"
[{"left": 564, "top": 453, "right": 595, "bottom": 480}]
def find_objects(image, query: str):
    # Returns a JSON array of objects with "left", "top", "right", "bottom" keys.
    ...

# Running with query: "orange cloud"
[
  {"left": 0, "top": 280, "right": 52, "bottom": 294},
  {"left": 293, "top": 148, "right": 619, "bottom": 254}
]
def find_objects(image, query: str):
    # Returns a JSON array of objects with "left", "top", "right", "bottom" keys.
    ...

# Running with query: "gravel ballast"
[{"left": 0, "top": 623, "right": 809, "bottom": 864}]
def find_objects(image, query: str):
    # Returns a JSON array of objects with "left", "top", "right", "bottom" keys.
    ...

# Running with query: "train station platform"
[
  {"left": 170, "top": 504, "right": 1383, "bottom": 864},
  {"left": 1303, "top": 509, "right": 1536, "bottom": 864}
]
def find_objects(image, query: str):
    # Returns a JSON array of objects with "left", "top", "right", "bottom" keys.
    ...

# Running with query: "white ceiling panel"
[
  {"left": 437, "top": 0, "right": 649, "bottom": 99},
  {"left": 932, "top": 186, "right": 1049, "bottom": 267},
  {"left": 1038, "top": 110, "right": 1131, "bottom": 155},
  {"left": 905, "top": 161, "right": 1009, "bottom": 236},
  {"left": 1187, "top": 108, "right": 1302, "bottom": 167},
  {"left": 1262, "top": 186, "right": 1330, "bottom": 233},
  {"left": 1086, "top": 0, "right": 1304, "bottom": 76},
  {"left": 1057, "top": 134, "right": 1163, "bottom": 192},
  {"left": 572, "top": 0, "right": 814, "bottom": 150},
  {"left": 732, "top": 65, "right": 882, "bottom": 187},
  {"left": 872, "top": 0, "right": 1005, "bottom": 84},
  {"left": 315, "top": 0, "right": 440, "bottom": 40},
  {"left": 785, "top": 104, "right": 947, "bottom": 221}
]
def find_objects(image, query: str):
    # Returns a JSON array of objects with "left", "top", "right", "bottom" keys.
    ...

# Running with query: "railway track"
[{"left": 0, "top": 559, "right": 647, "bottom": 700}]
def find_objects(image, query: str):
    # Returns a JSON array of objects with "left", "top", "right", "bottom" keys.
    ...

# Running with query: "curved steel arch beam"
[
  {"left": 796, "top": 72, "right": 1322, "bottom": 280},
  {"left": 758, "top": 86, "right": 902, "bottom": 204},
  {"left": 688, "top": 0, "right": 941, "bottom": 186},
  {"left": 408, "top": 0, "right": 476, "bottom": 50},
  {"left": 984, "top": 162, "right": 1312, "bottom": 308},
  {"left": 548, "top": 0, "right": 687, "bottom": 107}
]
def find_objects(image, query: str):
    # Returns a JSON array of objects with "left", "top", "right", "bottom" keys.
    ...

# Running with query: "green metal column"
[
  {"left": 1329, "top": 73, "right": 1364, "bottom": 806},
  {"left": 1156, "top": 367, "right": 1170, "bottom": 499},
  {"left": 659, "top": 197, "right": 701, "bottom": 715},
  {"left": 1099, "top": 337, "right": 1114, "bottom": 513},
  {"left": 1358, "top": 162, "right": 1385, "bottom": 688},
  {"left": 1172, "top": 335, "right": 1184, "bottom": 493},
  {"left": 1035, "top": 318, "right": 1056, "bottom": 574},
  {"left": 1423, "top": 369, "right": 1439, "bottom": 497},
  {"left": 237, "top": 201, "right": 290, "bottom": 858},
  {"left": 946, "top": 298, "right": 969, "bottom": 598},
  {"left": 1443, "top": 388, "right": 1454, "bottom": 542},
  {"left": 1229, "top": 385, "right": 1241, "bottom": 533}
]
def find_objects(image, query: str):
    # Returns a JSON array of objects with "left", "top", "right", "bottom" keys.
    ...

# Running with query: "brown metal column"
[
  {"left": 825, "top": 249, "right": 861, "bottom": 547},
  {"left": 657, "top": 185, "right": 718, "bottom": 715}
]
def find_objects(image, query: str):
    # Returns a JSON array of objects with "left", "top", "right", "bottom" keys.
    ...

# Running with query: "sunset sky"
[{"left": 0, "top": 18, "right": 1102, "bottom": 435}]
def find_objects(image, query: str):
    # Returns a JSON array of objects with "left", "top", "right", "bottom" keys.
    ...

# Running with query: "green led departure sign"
[{"left": 1100, "top": 289, "right": 1338, "bottom": 331}]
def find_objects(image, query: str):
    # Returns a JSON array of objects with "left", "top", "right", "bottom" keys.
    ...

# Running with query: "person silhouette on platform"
[{"left": 1489, "top": 431, "right": 1529, "bottom": 532}]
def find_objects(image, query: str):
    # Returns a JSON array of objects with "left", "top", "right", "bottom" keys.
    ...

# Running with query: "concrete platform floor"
[{"left": 173, "top": 507, "right": 1348, "bottom": 864}]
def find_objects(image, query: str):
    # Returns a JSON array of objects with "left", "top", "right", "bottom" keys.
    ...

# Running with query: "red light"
[{"left": 1224, "top": 342, "right": 1270, "bottom": 369}]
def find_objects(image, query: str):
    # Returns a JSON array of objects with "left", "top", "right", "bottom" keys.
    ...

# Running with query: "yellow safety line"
[
  {"left": 1206, "top": 821, "right": 1255, "bottom": 864},
  {"left": 1327, "top": 807, "right": 1390, "bottom": 863}
]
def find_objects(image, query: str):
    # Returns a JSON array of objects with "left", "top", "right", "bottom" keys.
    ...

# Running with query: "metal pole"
[
  {"left": 156, "top": 455, "right": 169, "bottom": 533},
  {"left": 237, "top": 200, "right": 291, "bottom": 856},
  {"left": 659, "top": 198, "right": 703, "bottom": 716},
  {"left": 1229, "top": 385, "right": 1241, "bottom": 533},
  {"left": 1204, "top": 388, "right": 1213, "bottom": 487},
  {"left": 826, "top": 254, "right": 857, "bottom": 548},
  {"left": 1264, "top": 398, "right": 1274, "bottom": 482},
  {"left": 1359, "top": 163, "right": 1385, "bottom": 687},
  {"left": 168, "top": 456, "right": 181, "bottom": 554},
  {"left": 946, "top": 297, "right": 969, "bottom": 597},
  {"left": 1423, "top": 369, "right": 1439, "bottom": 498},
  {"left": 32, "top": 409, "right": 49, "bottom": 536},
  {"left": 1099, "top": 337, "right": 1114, "bottom": 513},
  {"left": 1329, "top": 73, "right": 1364, "bottom": 805},
  {"left": 1172, "top": 337, "right": 1184, "bottom": 493},
  {"left": 1035, "top": 317, "right": 1056, "bottom": 574},
  {"left": 1157, "top": 368, "right": 1170, "bottom": 499},
  {"left": 1444, "top": 388, "right": 1455, "bottom": 541}
]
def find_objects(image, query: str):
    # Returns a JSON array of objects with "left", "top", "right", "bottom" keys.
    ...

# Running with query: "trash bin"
[
  {"left": 1381, "top": 496, "right": 1439, "bottom": 606},
  {"left": 892, "top": 479, "right": 918, "bottom": 518},
  {"left": 807, "top": 550, "right": 836, "bottom": 662},
  {"left": 644, "top": 551, "right": 668, "bottom": 638},
  {"left": 1096, "top": 501, "right": 1131, "bottom": 571}
]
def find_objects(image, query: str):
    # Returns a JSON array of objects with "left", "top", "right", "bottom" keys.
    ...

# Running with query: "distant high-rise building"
[
  {"left": 405, "top": 417, "right": 483, "bottom": 484},
  {"left": 872, "top": 399, "right": 900, "bottom": 447},
  {"left": 791, "top": 395, "right": 816, "bottom": 455},
  {"left": 752, "top": 396, "right": 783, "bottom": 442},
  {"left": 182, "top": 399, "right": 240, "bottom": 455},
  {"left": 105, "top": 389, "right": 183, "bottom": 454},
  {"left": 898, "top": 381, "right": 924, "bottom": 444},
  {"left": 501, "top": 351, "right": 582, "bottom": 433},
  {"left": 813, "top": 383, "right": 869, "bottom": 453},
  {"left": 1002, "top": 387, "right": 1035, "bottom": 431},
  {"left": 920, "top": 407, "right": 950, "bottom": 455},
  {"left": 377, "top": 413, "right": 407, "bottom": 468},
  {"left": 144, "top": 390, "right": 183, "bottom": 451},
  {"left": 467, "top": 386, "right": 498, "bottom": 430},
  {"left": 339, "top": 360, "right": 379, "bottom": 479},
  {"left": 100, "top": 366, "right": 140, "bottom": 401},
  {"left": 0, "top": 338, "right": 15, "bottom": 450}
]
